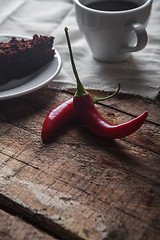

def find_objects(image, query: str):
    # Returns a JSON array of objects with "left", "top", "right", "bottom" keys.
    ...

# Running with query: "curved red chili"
[
  {"left": 41, "top": 98, "right": 75, "bottom": 141},
  {"left": 65, "top": 27, "right": 148, "bottom": 139},
  {"left": 74, "top": 94, "right": 148, "bottom": 139}
]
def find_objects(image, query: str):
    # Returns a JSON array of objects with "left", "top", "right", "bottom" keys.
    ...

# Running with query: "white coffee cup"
[{"left": 74, "top": 0, "right": 153, "bottom": 62}]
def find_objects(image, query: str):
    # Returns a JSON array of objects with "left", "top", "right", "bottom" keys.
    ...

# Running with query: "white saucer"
[{"left": 0, "top": 35, "right": 62, "bottom": 100}]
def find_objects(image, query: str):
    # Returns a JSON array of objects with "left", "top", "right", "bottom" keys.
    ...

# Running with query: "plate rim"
[{"left": 0, "top": 34, "right": 62, "bottom": 100}]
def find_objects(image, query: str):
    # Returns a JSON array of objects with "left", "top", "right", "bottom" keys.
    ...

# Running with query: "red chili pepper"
[
  {"left": 41, "top": 88, "right": 119, "bottom": 141},
  {"left": 41, "top": 98, "right": 75, "bottom": 141},
  {"left": 74, "top": 93, "right": 148, "bottom": 138},
  {"left": 65, "top": 27, "right": 148, "bottom": 139}
]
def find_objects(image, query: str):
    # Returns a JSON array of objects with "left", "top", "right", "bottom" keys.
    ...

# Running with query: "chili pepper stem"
[
  {"left": 65, "top": 27, "right": 120, "bottom": 101},
  {"left": 65, "top": 27, "right": 88, "bottom": 97},
  {"left": 93, "top": 83, "right": 120, "bottom": 103}
]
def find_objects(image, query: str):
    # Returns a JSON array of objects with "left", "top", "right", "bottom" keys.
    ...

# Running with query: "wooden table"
[{"left": 0, "top": 87, "right": 160, "bottom": 240}]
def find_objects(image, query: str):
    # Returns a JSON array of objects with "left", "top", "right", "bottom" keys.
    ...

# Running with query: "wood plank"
[
  {"left": 0, "top": 209, "right": 57, "bottom": 240},
  {"left": 0, "top": 88, "right": 160, "bottom": 240}
]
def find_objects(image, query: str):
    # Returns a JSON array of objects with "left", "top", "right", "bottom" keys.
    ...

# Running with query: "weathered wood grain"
[
  {"left": 0, "top": 209, "right": 57, "bottom": 240},
  {"left": 0, "top": 88, "right": 160, "bottom": 240}
]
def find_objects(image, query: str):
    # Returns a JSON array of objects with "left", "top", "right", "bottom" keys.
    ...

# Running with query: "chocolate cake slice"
[{"left": 0, "top": 34, "right": 55, "bottom": 85}]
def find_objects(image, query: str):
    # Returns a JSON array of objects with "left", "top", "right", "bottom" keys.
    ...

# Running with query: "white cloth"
[{"left": 0, "top": 0, "right": 159, "bottom": 99}]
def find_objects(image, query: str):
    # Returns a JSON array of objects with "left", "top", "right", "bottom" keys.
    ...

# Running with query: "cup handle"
[{"left": 122, "top": 23, "right": 148, "bottom": 53}]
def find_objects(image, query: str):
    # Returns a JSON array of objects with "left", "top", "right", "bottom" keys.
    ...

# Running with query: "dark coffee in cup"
[{"left": 87, "top": 0, "right": 140, "bottom": 11}]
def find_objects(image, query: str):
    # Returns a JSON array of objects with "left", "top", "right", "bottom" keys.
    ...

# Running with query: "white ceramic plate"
[{"left": 0, "top": 35, "right": 62, "bottom": 100}]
